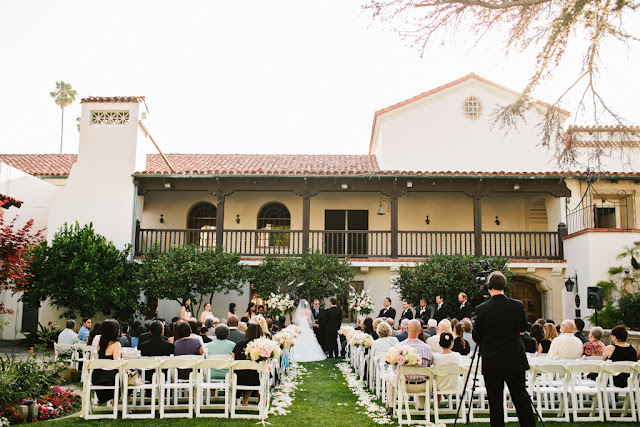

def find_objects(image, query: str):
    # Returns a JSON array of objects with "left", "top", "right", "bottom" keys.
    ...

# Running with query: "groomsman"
[
  {"left": 416, "top": 299, "right": 429, "bottom": 323},
  {"left": 377, "top": 297, "right": 396, "bottom": 321},
  {"left": 400, "top": 300, "right": 413, "bottom": 322},
  {"left": 455, "top": 292, "right": 473, "bottom": 320},
  {"left": 311, "top": 299, "right": 324, "bottom": 339},
  {"left": 433, "top": 294, "right": 449, "bottom": 322}
]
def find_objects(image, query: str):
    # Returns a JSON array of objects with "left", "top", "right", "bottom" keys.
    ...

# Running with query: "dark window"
[
  {"left": 188, "top": 202, "right": 217, "bottom": 229},
  {"left": 594, "top": 206, "right": 616, "bottom": 228}
]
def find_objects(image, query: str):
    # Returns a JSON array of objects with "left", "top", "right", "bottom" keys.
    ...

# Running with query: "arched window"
[
  {"left": 188, "top": 202, "right": 217, "bottom": 229},
  {"left": 257, "top": 202, "right": 291, "bottom": 247}
]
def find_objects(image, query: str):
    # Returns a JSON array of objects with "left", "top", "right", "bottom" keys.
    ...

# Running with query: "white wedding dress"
[{"left": 291, "top": 299, "right": 327, "bottom": 362}]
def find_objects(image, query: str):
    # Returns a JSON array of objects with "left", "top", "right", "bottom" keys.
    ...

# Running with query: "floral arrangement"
[
  {"left": 283, "top": 324, "right": 300, "bottom": 337},
  {"left": 347, "top": 289, "right": 375, "bottom": 315},
  {"left": 338, "top": 325, "right": 356, "bottom": 341},
  {"left": 266, "top": 293, "right": 295, "bottom": 316},
  {"left": 245, "top": 337, "right": 283, "bottom": 361},
  {"left": 274, "top": 328, "right": 297, "bottom": 349},
  {"left": 384, "top": 344, "right": 422, "bottom": 366},
  {"left": 349, "top": 331, "right": 373, "bottom": 348}
]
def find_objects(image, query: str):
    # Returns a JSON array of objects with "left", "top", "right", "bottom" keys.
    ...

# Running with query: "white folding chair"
[
  {"left": 431, "top": 364, "right": 467, "bottom": 424},
  {"left": 374, "top": 356, "right": 388, "bottom": 403},
  {"left": 466, "top": 362, "right": 490, "bottom": 422},
  {"left": 601, "top": 362, "right": 638, "bottom": 422},
  {"left": 82, "top": 359, "right": 122, "bottom": 420},
  {"left": 568, "top": 363, "right": 603, "bottom": 421},
  {"left": 121, "top": 358, "right": 159, "bottom": 419},
  {"left": 195, "top": 357, "right": 233, "bottom": 418},
  {"left": 158, "top": 358, "right": 196, "bottom": 418},
  {"left": 531, "top": 363, "right": 570, "bottom": 422},
  {"left": 230, "top": 360, "right": 270, "bottom": 420},
  {"left": 396, "top": 366, "right": 431, "bottom": 425}
]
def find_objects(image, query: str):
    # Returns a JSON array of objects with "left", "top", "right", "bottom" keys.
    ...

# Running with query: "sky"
[{"left": 0, "top": 0, "right": 638, "bottom": 156}]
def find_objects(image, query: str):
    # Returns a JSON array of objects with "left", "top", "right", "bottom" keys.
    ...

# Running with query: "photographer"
[{"left": 472, "top": 271, "right": 534, "bottom": 427}]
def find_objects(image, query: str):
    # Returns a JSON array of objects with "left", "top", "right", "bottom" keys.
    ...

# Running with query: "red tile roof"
[
  {"left": 0, "top": 154, "right": 77, "bottom": 176},
  {"left": 80, "top": 96, "right": 146, "bottom": 103},
  {"left": 0, "top": 194, "right": 22, "bottom": 209}
]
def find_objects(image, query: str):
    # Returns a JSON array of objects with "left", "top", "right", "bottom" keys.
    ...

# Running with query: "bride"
[{"left": 291, "top": 299, "right": 326, "bottom": 362}]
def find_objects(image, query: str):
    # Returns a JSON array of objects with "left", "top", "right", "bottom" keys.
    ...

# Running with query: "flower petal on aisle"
[{"left": 268, "top": 362, "right": 307, "bottom": 417}]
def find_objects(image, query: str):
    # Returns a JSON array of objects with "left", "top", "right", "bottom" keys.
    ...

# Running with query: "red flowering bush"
[{"left": 1, "top": 386, "right": 80, "bottom": 424}]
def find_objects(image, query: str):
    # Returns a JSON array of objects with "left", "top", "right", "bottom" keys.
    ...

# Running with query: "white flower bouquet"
[
  {"left": 347, "top": 289, "right": 375, "bottom": 315},
  {"left": 349, "top": 331, "right": 373, "bottom": 348},
  {"left": 384, "top": 344, "right": 422, "bottom": 366},
  {"left": 338, "top": 325, "right": 355, "bottom": 341},
  {"left": 266, "top": 293, "right": 295, "bottom": 316},
  {"left": 245, "top": 337, "right": 283, "bottom": 361},
  {"left": 283, "top": 324, "right": 300, "bottom": 338},
  {"left": 274, "top": 329, "right": 297, "bottom": 349}
]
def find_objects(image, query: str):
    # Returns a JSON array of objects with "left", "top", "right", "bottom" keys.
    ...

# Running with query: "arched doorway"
[{"left": 507, "top": 280, "right": 542, "bottom": 323}]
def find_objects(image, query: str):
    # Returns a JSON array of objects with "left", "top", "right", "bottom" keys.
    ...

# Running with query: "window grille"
[
  {"left": 91, "top": 111, "right": 130, "bottom": 125},
  {"left": 462, "top": 96, "right": 483, "bottom": 120}
]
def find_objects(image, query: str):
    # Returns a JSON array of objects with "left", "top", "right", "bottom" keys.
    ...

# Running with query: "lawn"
[{"left": 50, "top": 359, "right": 637, "bottom": 426}]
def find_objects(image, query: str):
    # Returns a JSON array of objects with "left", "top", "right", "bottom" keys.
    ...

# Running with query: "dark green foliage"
[
  {"left": 589, "top": 304, "right": 623, "bottom": 329},
  {"left": 137, "top": 244, "right": 249, "bottom": 311},
  {"left": 24, "top": 222, "right": 141, "bottom": 319},
  {"left": 608, "top": 266, "right": 624, "bottom": 275},
  {"left": 392, "top": 255, "right": 512, "bottom": 308},
  {"left": 0, "top": 351, "right": 65, "bottom": 409},
  {"left": 618, "top": 293, "right": 640, "bottom": 330},
  {"left": 251, "top": 251, "right": 354, "bottom": 302},
  {"left": 595, "top": 280, "right": 617, "bottom": 304},
  {"left": 22, "top": 322, "right": 60, "bottom": 349}
]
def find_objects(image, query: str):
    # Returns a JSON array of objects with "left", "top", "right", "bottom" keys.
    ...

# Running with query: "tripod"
[{"left": 452, "top": 344, "right": 547, "bottom": 427}]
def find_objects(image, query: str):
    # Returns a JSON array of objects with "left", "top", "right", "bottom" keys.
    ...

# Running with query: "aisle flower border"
[
  {"left": 336, "top": 362, "right": 393, "bottom": 425},
  {"left": 268, "top": 363, "right": 307, "bottom": 416}
]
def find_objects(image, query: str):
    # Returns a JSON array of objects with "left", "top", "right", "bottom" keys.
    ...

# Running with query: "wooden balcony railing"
[{"left": 135, "top": 226, "right": 564, "bottom": 259}]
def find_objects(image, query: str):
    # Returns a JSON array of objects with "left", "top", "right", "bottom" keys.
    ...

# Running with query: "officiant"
[{"left": 311, "top": 299, "right": 324, "bottom": 341}]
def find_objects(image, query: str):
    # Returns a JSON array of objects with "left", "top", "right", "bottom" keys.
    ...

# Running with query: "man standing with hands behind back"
[
  {"left": 311, "top": 299, "right": 324, "bottom": 340},
  {"left": 473, "top": 271, "right": 535, "bottom": 427},
  {"left": 321, "top": 298, "right": 342, "bottom": 358}
]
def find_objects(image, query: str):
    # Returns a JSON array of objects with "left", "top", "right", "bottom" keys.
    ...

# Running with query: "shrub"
[
  {"left": 23, "top": 322, "right": 61, "bottom": 349},
  {"left": 618, "top": 293, "right": 640, "bottom": 330},
  {"left": 588, "top": 303, "right": 623, "bottom": 329},
  {"left": 595, "top": 280, "right": 618, "bottom": 304},
  {"left": 608, "top": 266, "right": 624, "bottom": 275}
]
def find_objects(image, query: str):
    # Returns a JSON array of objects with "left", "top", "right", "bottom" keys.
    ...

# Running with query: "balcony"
[{"left": 135, "top": 226, "right": 565, "bottom": 259}]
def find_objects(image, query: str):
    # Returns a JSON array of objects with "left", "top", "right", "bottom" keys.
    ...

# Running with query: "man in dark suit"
[
  {"left": 433, "top": 295, "right": 448, "bottom": 322},
  {"left": 139, "top": 320, "right": 174, "bottom": 357},
  {"left": 455, "top": 292, "right": 473, "bottom": 320},
  {"left": 473, "top": 271, "right": 535, "bottom": 427},
  {"left": 416, "top": 299, "right": 429, "bottom": 323},
  {"left": 321, "top": 297, "right": 342, "bottom": 358},
  {"left": 311, "top": 299, "right": 325, "bottom": 341},
  {"left": 377, "top": 297, "right": 396, "bottom": 321},
  {"left": 399, "top": 300, "right": 413, "bottom": 323},
  {"left": 227, "top": 315, "right": 246, "bottom": 344}
]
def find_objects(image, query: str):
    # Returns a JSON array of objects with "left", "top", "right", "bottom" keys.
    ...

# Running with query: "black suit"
[
  {"left": 434, "top": 303, "right": 449, "bottom": 322},
  {"left": 416, "top": 306, "right": 429, "bottom": 323},
  {"left": 455, "top": 302, "right": 473, "bottom": 320},
  {"left": 312, "top": 307, "right": 324, "bottom": 339},
  {"left": 377, "top": 306, "right": 396, "bottom": 320},
  {"left": 395, "top": 331, "right": 408, "bottom": 342},
  {"left": 473, "top": 294, "right": 535, "bottom": 427},
  {"left": 399, "top": 308, "right": 413, "bottom": 322},
  {"left": 321, "top": 306, "right": 342, "bottom": 358},
  {"left": 138, "top": 335, "right": 174, "bottom": 357}
]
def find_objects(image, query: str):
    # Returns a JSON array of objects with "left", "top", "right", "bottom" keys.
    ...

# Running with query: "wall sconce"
[
  {"left": 513, "top": 183, "right": 521, "bottom": 190},
  {"left": 164, "top": 182, "right": 172, "bottom": 189},
  {"left": 564, "top": 271, "right": 578, "bottom": 292},
  {"left": 341, "top": 183, "right": 349, "bottom": 190},
  {"left": 407, "top": 181, "right": 413, "bottom": 188},
  {"left": 236, "top": 214, "right": 241, "bottom": 224},
  {"left": 425, "top": 215, "right": 430, "bottom": 224},
  {"left": 495, "top": 216, "right": 500, "bottom": 225},
  {"left": 159, "top": 214, "right": 165, "bottom": 224},
  {"left": 377, "top": 199, "right": 390, "bottom": 216}
]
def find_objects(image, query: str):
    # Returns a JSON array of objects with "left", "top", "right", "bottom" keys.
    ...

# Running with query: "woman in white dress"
[{"left": 291, "top": 299, "right": 327, "bottom": 362}]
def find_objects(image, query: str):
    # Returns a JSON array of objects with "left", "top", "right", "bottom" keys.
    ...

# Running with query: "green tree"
[
  {"left": 366, "top": 0, "right": 639, "bottom": 168},
  {"left": 137, "top": 245, "right": 249, "bottom": 316},
  {"left": 392, "top": 254, "right": 512, "bottom": 309},
  {"left": 23, "top": 222, "right": 141, "bottom": 319},
  {"left": 250, "top": 255, "right": 297, "bottom": 298},
  {"left": 50, "top": 81, "right": 77, "bottom": 154}
]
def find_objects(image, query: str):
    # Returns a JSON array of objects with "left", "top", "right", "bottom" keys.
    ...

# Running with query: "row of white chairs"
[
  {"left": 346, "top": 344, "right": 640, "bottom": 425},
  {"left": 80, "top": 355, "right": 285, "bottom": 421}
]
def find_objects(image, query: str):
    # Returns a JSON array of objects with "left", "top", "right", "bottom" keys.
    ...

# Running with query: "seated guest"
[
  {"left": 394, "top": 319, "right": 410, "bottom": 342},
  {"left": 227, "top": 315, "right": 246, "bottom": 344},
  {"left": 530, "top": 323, "right": 549, "bottom": 353},
  {"left": 574, "top": 318, "right": 588, "bottom": 343},
  {"left": 200, "top": 327, "right": 212, "bottom": 343},
  {"left": 204, "top": 318, "right": 215, "bottom": 338},
  {"left": 139, "top": 317, "right": 166, "bottom": 345},
  {"left": 277, "top": 316, "right": 286, "bottom": 330},
  {"left": 188, "top": 321, "right": 204, "bottom": 346},
  {"left": 232, "top": 324, "right": 264, "bottom": 406},
  {"left": 130, "top": 324, "right": 146, "bottom": 348},
  {"left": 385, "top": 318, "right": 395, "bottom": 330},
  {"left": 240, "top": 316, "right": 250, "bottom": 324},
  {"left": 461, "top": 318, "right": 476, "bottom": 352},
  {"left": 372, "top": 318, "right": 384, "bottom": 336},
  {"left": 92, "top": 319, "right": 122, "bottom": 404},
  {"left": 370, "top": 322, "right": 399, "bottom": 359},
  {"left": 238, "top": 321, "right": 248, "bottom": 333},
  {"left": 58, "top": 319, "right": 79, "bottom": 345},
  {"left": 78, "top": 317, "right": 92, "bottom": 343},
  {"left": 88, "top": 322, "right": 102, "bottom": 347},
  {"left": 424, "top": 319, "right": 437, "bottom": 337},
  {"left": 118, "top": 321, "right": 131, "bottom": 347},
  {"left": 427, "top": 319, "right": 452, "bottom": 353},
  {"left": 543, "top": 322, "right": 557, "bottom": 342},
  {"left": 363, "top": 317, "right": 378, "bottom": 340},
  {"left": 432, "top": 332, "right": 461, "bottom": 392},
  {"left": 520, "top": 331, "right": 537, "bottom": 353},
  {"left": 355, "top": 317, "right": 365, "bottom": 331},
  {"left": 583, "top": 326, "right": 605, "bottom": 356},
  {"left": 174, "top": 322, "right": 203, "bottom": 379},
  {"left": 548, "top": 319, "right": 583, "bottom": 358},
  {"left": 266, "top": 317, "right": 276, "bottom": 334},
  {"left": 452, "top": 322, "right": 471, "bottom": 355},
  {"left": 602, "top": 325, "right": 638, "bottom": 387},
  {"left": 139, "top": 320, "right": 174, "bottom": 357},
  {"left": 207, "top": 324, "right": 236, "bottom": 379}
]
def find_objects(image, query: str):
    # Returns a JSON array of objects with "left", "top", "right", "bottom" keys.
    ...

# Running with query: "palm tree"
[
  {"left": 617, "top": 245, "right": 640, "bottom": 270},
  {"left": 50, "top": 81, "right": 77, "bottom": 154}
]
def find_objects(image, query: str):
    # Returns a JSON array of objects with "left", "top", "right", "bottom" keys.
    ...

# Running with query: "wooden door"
[{"left": 507, "top": 280, "right": 542, "bottom": 323}]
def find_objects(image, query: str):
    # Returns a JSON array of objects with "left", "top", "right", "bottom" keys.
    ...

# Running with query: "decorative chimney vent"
[
  {"left": 91, "top": 110, "right": 130, "bottom": 125},
  {"left": 462, "top": 96, "right": 483, "bottom": 120}
]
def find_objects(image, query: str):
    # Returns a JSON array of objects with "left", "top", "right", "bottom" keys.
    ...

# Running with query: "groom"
[{"left": 321, "top": 297, "right": 342, "bottom": 358}]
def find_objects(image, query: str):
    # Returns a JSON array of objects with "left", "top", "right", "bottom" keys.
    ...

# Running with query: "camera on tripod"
[{"left": 474, "top": 259, "right": 495, "bottom": 294}]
